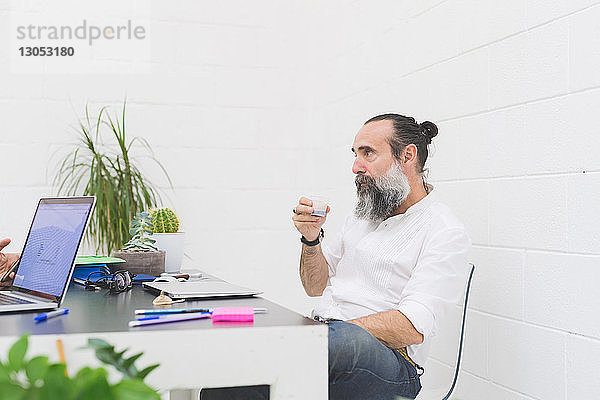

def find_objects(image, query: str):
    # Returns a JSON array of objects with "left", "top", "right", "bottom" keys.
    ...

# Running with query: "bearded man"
[{"left": 292, "top": 114, "right": 471, "bottom": 400}]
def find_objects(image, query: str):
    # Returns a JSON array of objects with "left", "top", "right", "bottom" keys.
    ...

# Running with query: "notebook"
[
  {"left": 142, "top": 280, "right": 262, "bottom": 299},
  {"left": 0, "top": 197, "right": 95, "bottom": 313}
]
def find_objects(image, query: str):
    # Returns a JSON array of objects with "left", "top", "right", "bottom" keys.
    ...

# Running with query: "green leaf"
[
  {"left": 0, "top": 360, "right": 10, "bottom": 382},
  {"left": 87, "top": 338, "right": 112, "bottom": 350},
  {"left": 111, "top": 379, "right": 160, "bottom": 400},
  {"left": 0, "top": 382, "right": 26, "bottom": 400},
  {"left": 115, "top": 349, "right": 129, "bottom": 360},
  {"left": 136, "top": 364, "right": 159, "bottom": 380},
  {"left": 8, "top": 334, "right": 28, "bottom": 372},
  {"left": 40, "top": 364, "right": 74, "bottom": 400},
  {"left": 45, "top": 363, "right": 68, "bottom": 378},
  {"left": 75, "top": 366, "right": 94, "bottom": 380},
  {"left": 22, "top": 386, "right": 41, "bottom": 400},
  {"left": 94, "top": 348, "right": 119, "bottom": 365},
  {"left": 122, "top": 352, "right": 143, "bottom": 370},
  {"left": 73, "top": 367, "right": 113, "bottom": 400},
  {"left": 26, "top": 356, "right": 49, "bottom": 383}
]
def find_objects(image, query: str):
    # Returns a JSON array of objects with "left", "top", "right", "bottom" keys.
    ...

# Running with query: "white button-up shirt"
[{"left": 314, "top": 190, "right": 471, "bottom": 365}]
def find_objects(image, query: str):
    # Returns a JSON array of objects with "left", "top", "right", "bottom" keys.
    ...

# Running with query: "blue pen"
[
  {"left": 35, "top": 308, "right": 69, "bottom": 322},
  {"left": 135, "top": 308, "right": 213, "bottom": 316},
  {"left": 136, "top": 313, "right": 212, "bottom": 322},
  {"left": 136, "top": 316, "right": 160, "bottom": 321},
  {"left": 134, "top": 307, "right": 267, "bottom": 316},
  {"left": 129, "top": 312, "right": 212, "bottom": 327}
]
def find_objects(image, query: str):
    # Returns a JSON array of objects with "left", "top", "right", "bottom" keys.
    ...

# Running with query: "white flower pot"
[{"left": 152, "top": 232, "right": 185, "bottom": 273}]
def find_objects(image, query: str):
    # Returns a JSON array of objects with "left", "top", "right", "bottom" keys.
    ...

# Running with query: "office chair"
[{"left": 415, "top": 263, "right": 475, "bottom": 400}]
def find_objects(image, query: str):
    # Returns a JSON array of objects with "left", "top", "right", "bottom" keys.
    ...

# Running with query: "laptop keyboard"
[{"left": 0, "top": 293, "right": 34, "bottom": 305}]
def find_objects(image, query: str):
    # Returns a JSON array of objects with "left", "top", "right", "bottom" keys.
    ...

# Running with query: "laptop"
[
  {"left": 0, "top": 196, "right": 95, "bottom": 313},
  {"left": 143, "top": 280, "right": 263, "bottom": 299}
]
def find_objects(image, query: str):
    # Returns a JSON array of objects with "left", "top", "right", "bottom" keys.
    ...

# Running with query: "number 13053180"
[{"left": 18, "top": 47, "right": 75, "bottom": 56}]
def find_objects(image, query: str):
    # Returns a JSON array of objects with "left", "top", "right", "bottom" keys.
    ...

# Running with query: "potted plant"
[
  {"left": 111, "top": 212, "right": 166, "bottom": 276},
  {"left": 54, "top": 100, "right": 171, "bottom": 255},
  {"left": 0, "top": 334, "right": 160, "bottom": 399},
  {"left": 150, "top": 208, "right": 185, "bottom": 274}
]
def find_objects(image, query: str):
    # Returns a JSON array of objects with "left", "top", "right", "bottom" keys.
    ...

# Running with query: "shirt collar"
[{"left": 388, "top": 187, "right": 436, "bottom": 220}]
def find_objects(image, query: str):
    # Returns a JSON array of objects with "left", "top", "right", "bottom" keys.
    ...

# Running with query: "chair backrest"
[{"left": 415, "top": 263, "right": 475, "bottom": 400}]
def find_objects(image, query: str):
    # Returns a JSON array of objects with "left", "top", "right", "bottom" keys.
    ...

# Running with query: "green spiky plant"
[
  {"left": 0, "top": 335, "right": 160, "bottom": 400},
  {"left": 150, "top": 208, "right": 180, "bottom": 233},
  {"left": 122, "top": 212, "right": 158, "bottom": 252},
  {"left": 54, "top": 100, "right": 172, "bottom": 255}
]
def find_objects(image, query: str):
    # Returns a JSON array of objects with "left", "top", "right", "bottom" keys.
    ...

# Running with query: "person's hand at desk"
[{"left": 0, "top": 238, "right": 20, "bottom": 288}]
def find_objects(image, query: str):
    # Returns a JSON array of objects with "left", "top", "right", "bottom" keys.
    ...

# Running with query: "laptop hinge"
[{"left": 9, "top": 291, "right": 56, "bottom": 303}]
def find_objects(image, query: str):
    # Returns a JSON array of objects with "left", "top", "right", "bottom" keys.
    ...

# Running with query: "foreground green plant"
[
  {"left": 0, "top": 335, "right": 160, "bottom": 400},
  {"left": 54, "top": 100, "right": 171, "bottom": 255}
]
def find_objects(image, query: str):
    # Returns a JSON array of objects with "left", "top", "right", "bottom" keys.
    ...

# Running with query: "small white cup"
[{"left": 309, "top": 196, "right": 329, "bottom": 217}]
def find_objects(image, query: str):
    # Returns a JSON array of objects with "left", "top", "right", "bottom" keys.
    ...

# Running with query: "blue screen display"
[{"left": 13, "top": 200, "right": 92, "bottom": 297}]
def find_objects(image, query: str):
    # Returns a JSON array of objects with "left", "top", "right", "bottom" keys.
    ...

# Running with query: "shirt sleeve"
[
  {"left": 320, "top": 217, "right": 349, "bottom": 277},
  {"left": 397, "top": 227, "right": 471, "bottom": 340}
]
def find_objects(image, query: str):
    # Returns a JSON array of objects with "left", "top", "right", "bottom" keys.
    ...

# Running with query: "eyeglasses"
[{"left": 85, "top": 270, "right": 134, "bottom": 294}]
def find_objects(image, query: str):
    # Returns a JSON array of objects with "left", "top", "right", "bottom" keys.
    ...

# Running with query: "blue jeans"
[{"left": 328, "top": 321, "right": 422, "bottom": 400}]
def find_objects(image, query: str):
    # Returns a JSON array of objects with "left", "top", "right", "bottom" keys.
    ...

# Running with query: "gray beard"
[{"left": 353, "top": 162, "right": 411, "bottom": 223}]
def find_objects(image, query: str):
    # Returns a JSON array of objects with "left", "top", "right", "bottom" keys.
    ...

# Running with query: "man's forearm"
[
  {"left": 299, "top": 243, "right": 329, "bottom": 297},
  {"left": 349, "top": 310, "right": 424, "bottom": 349}
]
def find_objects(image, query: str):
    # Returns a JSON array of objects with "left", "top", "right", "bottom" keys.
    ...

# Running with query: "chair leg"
[{"left": 441, "top": 263, "right": 475, "bottom": 400}]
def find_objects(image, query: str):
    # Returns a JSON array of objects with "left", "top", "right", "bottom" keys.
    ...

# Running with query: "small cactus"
[{"left": 150, "top": 208, "right": 180, "bottom": 233}]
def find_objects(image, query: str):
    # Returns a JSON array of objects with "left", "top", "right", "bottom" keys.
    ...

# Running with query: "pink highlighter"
[{"left": 211, "top": 307, "right": 255, "bottom": 323}]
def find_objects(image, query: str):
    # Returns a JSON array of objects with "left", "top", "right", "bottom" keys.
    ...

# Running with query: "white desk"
[{"left": 0, "top": 280, "right": 328, "bottom": 399}]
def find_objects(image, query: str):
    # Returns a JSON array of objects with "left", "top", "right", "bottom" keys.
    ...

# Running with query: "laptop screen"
[{"left": 12, "top": 197, "right": 94, "bottom": 299}]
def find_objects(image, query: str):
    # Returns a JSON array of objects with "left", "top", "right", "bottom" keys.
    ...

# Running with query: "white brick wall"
[
  {"left": 525, "top": 252, "right": 600, "bottom": 338},
  {"left": 488, "top": 318, "right": 566, "bottom": 400},
  {"left": 566, "top": 335, "right": 600, "bottom": 399},
  {"left": 1, "top": 1, "right": 599, "bottom": 399}
]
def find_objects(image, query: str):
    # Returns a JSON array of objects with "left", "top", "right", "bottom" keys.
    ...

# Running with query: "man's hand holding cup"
[{"left": 292, "top": 196, "right": 330, "bottom": 241}]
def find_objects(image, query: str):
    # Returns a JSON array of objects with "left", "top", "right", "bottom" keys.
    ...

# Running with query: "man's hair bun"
[{"left": 419, "top": 121, "right": 438, "bottom": 144}]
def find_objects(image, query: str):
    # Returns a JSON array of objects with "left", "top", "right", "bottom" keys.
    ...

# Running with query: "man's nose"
[{"left": 352, "top": 158, "right": 366, "bottom": 174}]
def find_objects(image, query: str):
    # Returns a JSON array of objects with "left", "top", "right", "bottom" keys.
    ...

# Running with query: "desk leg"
[{"left": 168, "top": 389, "right": 200, "bottom": 400}]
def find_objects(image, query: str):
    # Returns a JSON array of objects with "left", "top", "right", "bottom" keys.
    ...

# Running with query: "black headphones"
[{"left": 85, "top": 270, "right": 134, "bottom": 294}]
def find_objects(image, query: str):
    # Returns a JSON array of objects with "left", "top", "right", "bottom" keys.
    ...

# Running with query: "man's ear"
[{"left": 402, "top": 144, "right": 418, "bottom": 165}]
